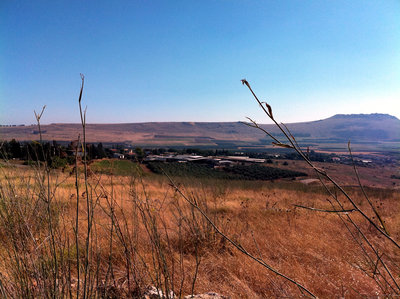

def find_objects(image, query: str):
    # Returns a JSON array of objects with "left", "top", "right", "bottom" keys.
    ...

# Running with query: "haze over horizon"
[
  {"left": 8, "top": 112, "right": 399, "bottom": 126},
  {"left": 1, "top": 1, "right": 399, "bottom": 125}
]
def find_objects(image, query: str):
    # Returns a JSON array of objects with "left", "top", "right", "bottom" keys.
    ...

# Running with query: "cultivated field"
[{"left": 278, "top": 159, "right": 400, "bottom": 189}]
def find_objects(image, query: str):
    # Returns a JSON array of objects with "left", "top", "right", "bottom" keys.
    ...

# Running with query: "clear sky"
[{"left": 1, "top": 0, "right": 399, "bottom": 125}]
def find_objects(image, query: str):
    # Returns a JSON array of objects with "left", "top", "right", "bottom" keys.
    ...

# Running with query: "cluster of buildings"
[
  {"left": 144, "top": 154, "right": 265, "bottom": 166},
  {"left": 331, "top": 156, "right": 372, "bottom": 165},
  {"left": 108, "top": 147, "right": 381, "bottom": 167}
]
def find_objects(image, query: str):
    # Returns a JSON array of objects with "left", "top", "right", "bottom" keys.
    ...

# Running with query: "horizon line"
[{"left": 1, "top": 112, "right": 398, "bottom": 127}]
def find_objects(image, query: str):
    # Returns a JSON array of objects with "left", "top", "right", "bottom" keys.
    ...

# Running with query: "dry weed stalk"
[
  {"left": 78, "top": 73, "right": 96, "bottom": 299},
  {"left": 241, "top": 78, "right": 400, "bottom": 295},
  {"left": 34, "top": 105, "right": 59, "bottom": 298}
]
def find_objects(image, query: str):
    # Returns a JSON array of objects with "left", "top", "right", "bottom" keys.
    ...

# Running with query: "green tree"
[
  {"left": 9, "top": 139, "right": 22, "bottom": 159},
  {"left": 135, "top": 147, "right": 145, "bottom": 162},
  {"left": 97, "top": 143, "right": 106, "bottom": 159}
]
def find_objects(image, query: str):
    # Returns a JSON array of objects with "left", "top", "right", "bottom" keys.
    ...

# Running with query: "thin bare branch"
[
  {"left": 347, "top": 141, "right": 388, "bottom": 234},
  {"left": 241, "top": 79, "right": 400, "bottom": 251},
  {"left": 242, "top": 79, "right": 400, "bottom": 293},
  {"left": 241, "top": 117, "right": 281, "bottom": 144},
  {"left": 294, "top": 205, "right": 356, "bottom": 213}
]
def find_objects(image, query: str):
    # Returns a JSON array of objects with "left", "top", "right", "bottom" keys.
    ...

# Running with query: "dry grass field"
[{"left": 0, "top": 160, "right": 399, "bottom": 298}]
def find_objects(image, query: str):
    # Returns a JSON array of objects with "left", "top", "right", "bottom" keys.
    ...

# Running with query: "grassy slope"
[
  {"left": 90, "top": 159, "right": 141, "bottom": 176},
  {"left": 0, "top": 164, "right": 399, "bottom": 297}
]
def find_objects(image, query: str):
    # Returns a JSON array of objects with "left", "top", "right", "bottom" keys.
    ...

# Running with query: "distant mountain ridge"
[
  {"left": 329, "top": 113, "right": 399, "bottom": 121},
  {"left": 1, "top": 114, "right": 399, "bottom": 152}
]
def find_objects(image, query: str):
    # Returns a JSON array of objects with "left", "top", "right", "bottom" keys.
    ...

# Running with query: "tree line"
[{"left": 0, "top": 139, "right": 113, "bottom": 167}]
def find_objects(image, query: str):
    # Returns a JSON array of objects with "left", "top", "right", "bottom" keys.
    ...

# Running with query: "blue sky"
[{"left": 1, "top": 0, "right": 399, "bottom": 125}]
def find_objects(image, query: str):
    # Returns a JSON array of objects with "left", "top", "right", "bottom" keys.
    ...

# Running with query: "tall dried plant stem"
[
  {"left": 241, "top": 79, "right": 399, "bottom": 250},
  {"left": 241, "top": 79, "right": 400, "bottom": 293},
  {"left": 74, "top": 134, "right": 81, "bottom": 298},
  {"left": 34, "top": 106, "right": 58, "bottom": 298},
  {"left": 77, "top": 74, "right": 93, "bottom": 299}
]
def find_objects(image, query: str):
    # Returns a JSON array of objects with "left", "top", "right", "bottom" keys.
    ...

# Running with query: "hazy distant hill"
[
  {"left": 1, "top": 114, "right": 399, "bottom": 152},
  {"left": 266, "top": 114, "right": 400, "bottom": 142}
]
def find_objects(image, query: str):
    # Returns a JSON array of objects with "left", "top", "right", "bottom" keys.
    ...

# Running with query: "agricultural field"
[
  {"left": 274, "top": 159, "right": 400, "bottom": 189},
  {"left": 90, "top": 159, "right": 142, "bottom": 176},
  {"left": 0, "top": 157, "right": 399, "bottom": 298},
  {"left": 146, "top": 161, "right": 307, "bottom": 181}
]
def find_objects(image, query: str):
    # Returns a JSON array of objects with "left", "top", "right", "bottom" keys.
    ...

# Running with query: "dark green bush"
[{"left": 49, "top": 156, "right": 68, "bottom": 169}]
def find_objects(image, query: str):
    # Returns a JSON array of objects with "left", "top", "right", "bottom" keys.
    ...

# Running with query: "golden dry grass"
[{"left": 0, "top": 163, "right": 399, "bottom": 298}]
